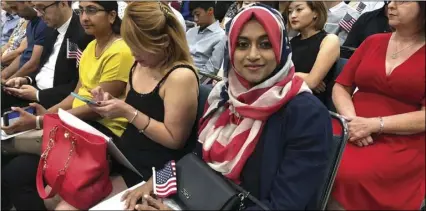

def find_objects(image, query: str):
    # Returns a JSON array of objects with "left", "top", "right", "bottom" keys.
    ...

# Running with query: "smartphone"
[
  {"left": 3, "top": 106, "right": 36, "bottom": 126},
  {"left": 199, "top": 71, "right": 223, "bottom": 81},
  {"left": 71, "top": 92, "right": 97, "bottom": 105}
]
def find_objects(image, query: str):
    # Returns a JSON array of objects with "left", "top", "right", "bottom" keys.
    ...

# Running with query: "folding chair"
[
  {"left": 326, "top": 58, "right": 348, "bottom": 112},
  {"left": 316, "top": 111, "right": 349, "bottom": 210}
]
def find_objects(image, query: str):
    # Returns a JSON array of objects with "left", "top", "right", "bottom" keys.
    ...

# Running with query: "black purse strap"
[{"left": 226, "top": 178, "right": 270, "bottom": 211}]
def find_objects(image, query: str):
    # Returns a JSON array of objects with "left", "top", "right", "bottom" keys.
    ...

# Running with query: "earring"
[{"left": 313, "top": 16, "right": 317, "bottom": 20}]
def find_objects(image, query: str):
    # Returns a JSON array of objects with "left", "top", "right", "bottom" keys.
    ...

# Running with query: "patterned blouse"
[{"left": 3, "top": 18, "right": 27, "bottom": 55}]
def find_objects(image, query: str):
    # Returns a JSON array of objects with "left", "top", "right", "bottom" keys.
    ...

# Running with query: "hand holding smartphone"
[
  {"left": 2, "top": 106, "right": 36, "bottom": 126},
  {"left": 71, "top": 92, "right": 98, "bottom": 105}
]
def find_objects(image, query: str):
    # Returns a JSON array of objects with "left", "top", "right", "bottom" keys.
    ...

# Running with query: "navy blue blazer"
[{"left": 241, "top": 92, "right": 332, "bottom": 210}]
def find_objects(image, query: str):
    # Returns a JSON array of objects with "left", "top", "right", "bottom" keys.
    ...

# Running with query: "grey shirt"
[
  {"left": 324, "top": 2, "right": 360, "bottom": 45},
  {"left": 186, "top": 21, "right": 226, "bottom": 76}
]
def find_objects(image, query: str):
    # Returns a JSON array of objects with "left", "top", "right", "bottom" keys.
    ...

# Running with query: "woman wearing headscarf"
[{"left": 122, "top": 4, "right": 332, "bottom": 210}]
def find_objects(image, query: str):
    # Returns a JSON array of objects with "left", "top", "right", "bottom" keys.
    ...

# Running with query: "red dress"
[{"left": 332, "top": 33, "right": 425, "bottom": 210}]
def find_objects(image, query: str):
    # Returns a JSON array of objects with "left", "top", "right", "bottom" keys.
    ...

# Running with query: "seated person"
[
  {"left": 343, "top": 2, "right": 391, "bottom": 48},
  {"left": 331, "top": 2, "right": 425, "bottom": 210},
  {"left": 1, "top": 1, "right": 48, "bottom": 81},
  {"left": 2, "top": 2, "right": 198, "bottom": 210},
  {"left": 54, "top": 2, "right": 198, "bottom": 209},
  {"left": 1, "top": 3, "right": 133, "bottom": 209},
  {"left": 186, "top": 1, "right": 226, "bottom": 80},
  {"left": 0, "top": 1, "right": 20, "bottom": 48},
  {"left": 284, "top": 1, "right": 340, "bottom": 105},
  {"left": 2, "top": 1, "right": 93, "bottom": 112},
  {"left": 324, "top": 1, "right": 360, "bottom": 45},
  {"left": 1, "top": 20, "right": 28, "bottom": 67},
  {"left": 122, "top": 4, "right": 332, "bottom": 210}
]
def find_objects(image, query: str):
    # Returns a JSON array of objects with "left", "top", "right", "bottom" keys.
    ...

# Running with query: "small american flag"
[
  {"left": 153, "top": 160, "right": 177, "bottom": 198},
  {"left": 66, "top": 39, "right": 82, "bottom": 67},
  {"left": 339, "top": 13, "right": 356, "bottom": 33},
  {"left": 356, "top": 2, "right": 366, "bottom": 13}
]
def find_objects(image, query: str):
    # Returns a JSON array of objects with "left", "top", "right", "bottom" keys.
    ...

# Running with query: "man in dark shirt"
[
  {"left": 343, "top": 2, "right": 391, "bottom": 48},
  {"left": 1, "top": 1, "right": 47, "bottom": 81}
]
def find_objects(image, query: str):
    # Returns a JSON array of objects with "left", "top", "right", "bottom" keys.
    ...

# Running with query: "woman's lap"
[{"left": 333, "top": 141, "right": 425, "bottom": 209}]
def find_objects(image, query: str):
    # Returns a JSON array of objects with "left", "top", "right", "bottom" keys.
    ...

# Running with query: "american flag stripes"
[
  {"left": 339, "top": 13, "right": 357, "bottom": 33},
  {"left": 67, "top": 39, "right": 82, "bottom": 67},
  {"left": 356, "top": 2, "right": 366, "bottom": 13},
  {"left": 153, "top": 161, "right": 177, "bottom": 198}
]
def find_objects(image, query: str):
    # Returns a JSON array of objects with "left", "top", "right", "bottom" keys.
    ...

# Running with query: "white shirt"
[
  {"left": 169, "top": 3, "right": 186, "bottom": 32},
  {"left": 35, "top": 16, "right": 72, "bottom": 92}
]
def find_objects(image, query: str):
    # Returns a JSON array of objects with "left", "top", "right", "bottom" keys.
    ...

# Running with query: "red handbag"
[{"left": 36, "top": 114, "right": 112, "bottom": 210}]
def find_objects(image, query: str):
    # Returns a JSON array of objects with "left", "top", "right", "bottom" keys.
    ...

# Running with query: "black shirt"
[
  {"left": 343, "top": 5, "right": 391, "bottom": 48},
  {"left": 290, "top": 30, "right": 335, "bottom": 104}
]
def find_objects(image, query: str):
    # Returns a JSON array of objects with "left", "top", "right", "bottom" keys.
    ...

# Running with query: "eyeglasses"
[
  {"left": 33, "top": 2, "right": 58, "bottom": 15},
  {"left": 74, "top": 7, "right": 105, "bottom": 16}
]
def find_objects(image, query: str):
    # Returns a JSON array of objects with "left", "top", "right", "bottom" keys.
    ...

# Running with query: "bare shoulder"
[
  {"left": 164, "top": 66, "right": 199, "bottom": 90},
  {"left": 322, "top": 34, "right": 340, "bottom": 47}
]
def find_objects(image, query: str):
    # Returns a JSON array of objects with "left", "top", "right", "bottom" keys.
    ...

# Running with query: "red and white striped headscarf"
[{"left": 198, "top": 4, "right": 311, "bottom": 183}]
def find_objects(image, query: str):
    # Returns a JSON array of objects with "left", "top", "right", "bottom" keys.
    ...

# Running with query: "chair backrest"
[
  {"left": 183, "top": 84, "right": 212, "bottom": 154},
  {"left": 317, "top": 111, "right": 349, "bottom": 210},
  {"left": 326, "top": 58, "right": 348, "bottom": 112}
]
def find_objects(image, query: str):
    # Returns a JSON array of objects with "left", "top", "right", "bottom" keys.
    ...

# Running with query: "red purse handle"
[{"left": 36, "top": 126, "right": 76, "bottom": 199}]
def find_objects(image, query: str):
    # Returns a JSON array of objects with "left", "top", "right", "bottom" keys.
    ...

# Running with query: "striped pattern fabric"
[
  {"left": 66, "top": 39, "right": 82, "bottom": 67},
  {"left": 198, "top": 4, "right": 311, "bottom": 183},
  {"left": 153, "top": 160, "right": 177, "bottom": 198}
]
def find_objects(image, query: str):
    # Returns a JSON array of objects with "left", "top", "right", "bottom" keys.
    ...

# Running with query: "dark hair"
[
  {"left": 189, "top": 1, "right": 215, "bottom": 13},
  {"left": 92, "top": 1, "right": 121, "bottom": 35},
  {"left": 215, "top": 1, "right": 233, "bottom": 22},
  {"left": 67, "top": 1, "right": 72, "bottom": 7},
  {"left": 284, "top": 1, "right": 327, "bottom": 31}
]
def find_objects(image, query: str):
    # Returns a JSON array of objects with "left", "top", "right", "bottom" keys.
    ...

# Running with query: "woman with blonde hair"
[{"left": 87, "top": 0, "right": 199, "bottom": 203}]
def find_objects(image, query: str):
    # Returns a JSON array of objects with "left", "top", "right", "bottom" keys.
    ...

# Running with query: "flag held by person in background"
[
  {"left": 67, "top": 38, "right": 82, "bottom": 67},
  {"left": 339, "top": 13, "right": 357, "bottom": 33},
  {"left": 356, "top": 2, "right": 366, "bottom": 13},
  {"left": 153, "top": 160, "right": 177, "bottom": 198}
]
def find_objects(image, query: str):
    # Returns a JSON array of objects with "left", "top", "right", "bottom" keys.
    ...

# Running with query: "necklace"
[
  {"left": 391, "top": 34, "right": 419, "bottom": 59},
  {"left": 95, "top": 34, "right": 118, "bottom": 59}
]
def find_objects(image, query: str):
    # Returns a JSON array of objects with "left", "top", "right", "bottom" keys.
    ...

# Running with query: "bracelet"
[
  {"left": 377, "top": 117, "right": 384, "bottom": 134},
  {"left": 36, "top": 116, "right": 41, "bottom": 130},
  {"left": 25, "top": 76, "right": 32, "bottom": 84},
  {"left": 139, "top": 116, "right": 151, "bottom": 134},
  {"left": 129, "top": 109, "right": 138, "bottom": 124}
]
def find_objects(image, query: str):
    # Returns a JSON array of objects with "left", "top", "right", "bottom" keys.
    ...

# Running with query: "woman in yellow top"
[
  {"left": 2, "top": 1, "right": 134, "bottom": 138},
  {"left": 1, "top": 1, "right": 134, "bottom": 210}
]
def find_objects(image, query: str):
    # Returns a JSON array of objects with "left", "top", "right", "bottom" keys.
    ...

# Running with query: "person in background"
[
  {"left": 1, "top": 1, "right": 47, "bottom": 81},
  {"left": 331, "top": 1, "right": 425, "bottom": 210},
  {"left": 324, "top": 1, "right": 360, "bottom": 45},
  {"left": 0, "top": 1, "right": 20, "bottom": 48},
  {"left": 343, "top": 2, "right": 391, "bottom": 48},
  {"left": 214, "top": 1, "right": 233, "bottom": 24},
  {"left": 121, "top": 4, "right": 332, "bottom": 210},
  {"left": 1, "top": 18, "right": 28, "bottom": 67},
  {"left": 349, "top": 1, "right": 385, "bottom": 14},
  {"left": 2, "top": 1, "right": 93, "bottom": 112},
  {"left": 163, "top": 1, "right": 186, "bottom": 31},
  {"left": 284, "top": 1, "right": 340, "bottom": 105},
  {"left": 186, "top": 1, "right": 225, "bottom": 81},
  {"left": 2, "top": 2, "right": 133, "bottom": 209}
]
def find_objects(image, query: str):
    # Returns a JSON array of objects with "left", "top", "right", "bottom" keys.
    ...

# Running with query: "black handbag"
[{"left": 174, "top": 153, "right": 269, "bottom": 210}]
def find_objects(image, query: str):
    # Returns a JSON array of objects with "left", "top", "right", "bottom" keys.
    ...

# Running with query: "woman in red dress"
[{"left": 330, "top": 1, "right": 425, "bottom": 210}]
